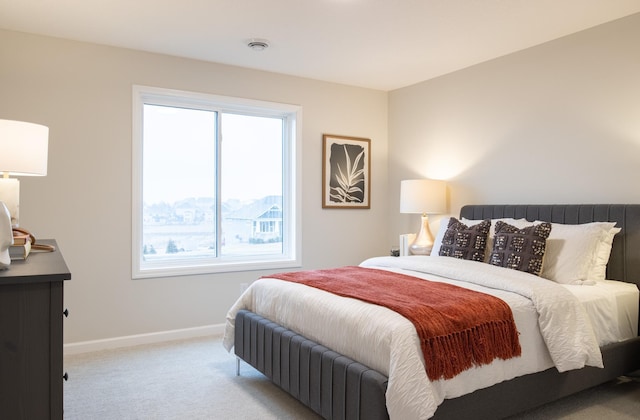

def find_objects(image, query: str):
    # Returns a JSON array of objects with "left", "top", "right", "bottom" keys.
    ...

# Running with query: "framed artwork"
[{"left": 322, "top": 134, "right": 371, "bottom": 209}]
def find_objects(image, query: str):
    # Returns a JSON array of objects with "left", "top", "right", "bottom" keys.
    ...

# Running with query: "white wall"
[
  {"left": 388, "top": 13, "right": 640, "bottom": 242},
  {"left": 0, "top": 30, "right": 389, "bottom": 344}
]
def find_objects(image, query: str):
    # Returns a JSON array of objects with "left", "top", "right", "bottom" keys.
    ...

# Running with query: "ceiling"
[{"left": 1, "top": 0, "right": 639, "bottom": 91}]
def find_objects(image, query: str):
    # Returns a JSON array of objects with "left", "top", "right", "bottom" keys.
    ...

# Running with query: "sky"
[{"left": 143, "top": 105, "right": 282, "bottom": 204}]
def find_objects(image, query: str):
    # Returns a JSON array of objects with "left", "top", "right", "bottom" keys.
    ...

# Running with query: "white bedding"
[
  {"left": 223, "top": 256, "right": 636, "bottom": 420},
  {"left": 562, "top": 280, "right": 639, "bottom": 345}
]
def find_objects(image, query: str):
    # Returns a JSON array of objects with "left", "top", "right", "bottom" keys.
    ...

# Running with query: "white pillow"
[
  {"left": 430, "top": 217, "right": 454, "bottom": 256},
  {"left": 588, "top": 224, "right": 620, "bottom": 280},
  {"left": 535, "top": 221, "right": 619, "bottom": 284}
]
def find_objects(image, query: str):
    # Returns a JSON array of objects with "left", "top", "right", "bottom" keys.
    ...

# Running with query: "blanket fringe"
[{"left": 423, "top": 320, "right": 521, "bottom": 380}]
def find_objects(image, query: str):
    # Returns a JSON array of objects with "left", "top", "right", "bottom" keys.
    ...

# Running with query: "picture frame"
[{"left": 322, "top": 134, "right": 371, "bottom": 209}]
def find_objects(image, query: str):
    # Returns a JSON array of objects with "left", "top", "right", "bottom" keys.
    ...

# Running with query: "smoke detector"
[{"left": 247, "top": 38, "right": 270, "bottom": 51}]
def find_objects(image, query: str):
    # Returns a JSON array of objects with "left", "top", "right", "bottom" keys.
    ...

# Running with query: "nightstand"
[{"left": 0, "top": 239, "right": 71, "bottom": 419}]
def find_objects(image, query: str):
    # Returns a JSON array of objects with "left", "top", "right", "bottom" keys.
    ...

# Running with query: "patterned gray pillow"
[
  {"left": 439, "top": 218, "right": 491, "bottom": 262},
  {"left": 489, "top": 221, "right": 552, "bottom": 276}
]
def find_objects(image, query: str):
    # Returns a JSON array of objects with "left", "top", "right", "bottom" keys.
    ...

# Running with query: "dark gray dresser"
[{"left": 0, "top": 240, "right": 71, "bottom": 419}]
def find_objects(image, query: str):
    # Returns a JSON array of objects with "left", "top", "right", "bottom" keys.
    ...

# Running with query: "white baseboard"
[{"left": 64, "top": 324, "right": 225, "bottom": 355}]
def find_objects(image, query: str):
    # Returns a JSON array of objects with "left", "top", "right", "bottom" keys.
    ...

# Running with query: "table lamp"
[
  {"left": 400, "top": 179, "right": 446, "bottom": 255},
  {"left": 0, "top": 119, "right": 49, "bottom": 227}
]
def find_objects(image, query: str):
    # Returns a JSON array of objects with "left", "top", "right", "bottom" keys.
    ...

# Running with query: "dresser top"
[{"left": 0, "top": 239, "right": 71, "bottom": 285}]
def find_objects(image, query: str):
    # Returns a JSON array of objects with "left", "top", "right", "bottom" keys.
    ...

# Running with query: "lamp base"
[
  {"left": 409, "top": 214, "right": 434, "bottom": 255},
  {"left": 409, "top": 243, "right": 432, "bottom": 256}
]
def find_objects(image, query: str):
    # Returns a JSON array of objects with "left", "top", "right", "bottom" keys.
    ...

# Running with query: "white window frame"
[{"left": 132, "top": 85, "right": 302, "bottom": 278}]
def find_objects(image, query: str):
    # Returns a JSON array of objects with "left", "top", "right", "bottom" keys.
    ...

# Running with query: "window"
[{"left": 132, "top": 86, "right": 301, "bottom": 278}]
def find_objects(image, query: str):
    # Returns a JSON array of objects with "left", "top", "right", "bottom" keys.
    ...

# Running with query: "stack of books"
[{"left": 10, "top": 231, "right": 32, "bottom": 260}]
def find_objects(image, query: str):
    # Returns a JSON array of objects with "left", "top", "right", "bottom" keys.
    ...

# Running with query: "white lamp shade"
[
  {"left": 400, "top": 179, "right": 446, "bottom": 214},
  {"left": 0, "top": 119, "right": 49, "bottom": 176}
]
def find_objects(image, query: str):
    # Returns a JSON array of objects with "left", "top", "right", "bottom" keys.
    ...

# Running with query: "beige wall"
[
  {"left": 0, "top": 30, "right": 389, "bottom": 343},
  {"left": 389, "top": 13, "right": 640, "bottom": 241},
  {"left": 3, "top": 12, "right": 639, "bottom": 345}
]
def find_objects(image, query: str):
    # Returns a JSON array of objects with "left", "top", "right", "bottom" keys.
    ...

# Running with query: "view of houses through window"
[{"left": 142, "top": 194, "right": 283, "bottom": 259}]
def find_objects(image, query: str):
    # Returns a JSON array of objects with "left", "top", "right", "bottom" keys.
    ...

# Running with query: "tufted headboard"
[{"left": 460, "top": 204, "right": 640, "bottom": 289}]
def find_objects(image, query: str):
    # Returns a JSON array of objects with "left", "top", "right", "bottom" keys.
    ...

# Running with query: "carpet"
[{"left": 63, "top": 336, "right": 640, "bottom": 419}]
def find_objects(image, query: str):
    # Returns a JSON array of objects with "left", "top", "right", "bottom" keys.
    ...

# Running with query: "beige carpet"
[{"left": 63, "top": 336, "right": 640, "bottom": 420}]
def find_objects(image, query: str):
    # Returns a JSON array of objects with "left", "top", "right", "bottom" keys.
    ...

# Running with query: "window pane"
[
  {"left": 133, "top": 86, "right": 300, "bottom": 278},
  {"left": 142, "top": 104, "right": 217, "bottom": 263},
  {"left": 221, "top": 113, "right": 283, "bottom": 257}
]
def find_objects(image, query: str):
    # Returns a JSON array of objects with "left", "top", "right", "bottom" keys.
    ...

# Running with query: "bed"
[{"left": 224, "top": 204, "right": 640, "bottom": 419}]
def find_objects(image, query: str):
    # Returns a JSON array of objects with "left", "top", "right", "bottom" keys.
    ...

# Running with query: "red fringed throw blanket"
[{"left": 266, "top": 266, "right": 521, "bottom": 381}]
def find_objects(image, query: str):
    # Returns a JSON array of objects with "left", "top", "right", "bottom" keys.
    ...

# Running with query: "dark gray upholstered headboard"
[{"left": 460, "top": 205, "right": 640, "bottom": 288}]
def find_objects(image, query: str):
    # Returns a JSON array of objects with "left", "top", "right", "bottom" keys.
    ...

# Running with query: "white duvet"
[{"left": 223, "top": 256, "right": 604, "bottom": 419}]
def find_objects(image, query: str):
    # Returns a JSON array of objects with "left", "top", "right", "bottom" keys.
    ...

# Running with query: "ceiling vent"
[{"left": 247, "top": 39, "right": 270, "bottom": 51}]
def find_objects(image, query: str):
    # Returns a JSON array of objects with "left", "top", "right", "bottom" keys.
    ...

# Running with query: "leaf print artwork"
[
  {"left": 322, "top": 134, "right": 370, "bottom": 209},
  {"left": 329, "top": 144, "right": 365, "bottom": 203}
]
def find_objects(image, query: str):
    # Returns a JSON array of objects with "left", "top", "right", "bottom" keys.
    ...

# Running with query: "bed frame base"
[
  {"left": 235, "top": 309, "right": 389, "bottom": 420},
  {"left": 236, "top": 310, "right": 640, "bottom": 419},
  {"left": 434, "top": 337, "right": 640, "bottom": 419}
]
